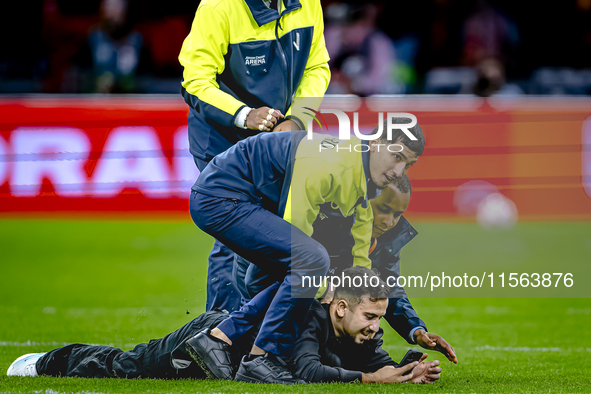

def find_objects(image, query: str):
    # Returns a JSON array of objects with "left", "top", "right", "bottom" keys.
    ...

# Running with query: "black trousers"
[{"left": 36, "top": 310, "right": 229, "bottom": 379}]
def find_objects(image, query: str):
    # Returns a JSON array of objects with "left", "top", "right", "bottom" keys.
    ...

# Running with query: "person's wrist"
[
  {"left": 243, "top": 107, "right": 253, "bottom": 128},
  {"left": 361, "top": 372, "right": 376, "bottom": 383},
  {"left": 284, "top": 115, "right": 305, "bottom": 130},
  {"left": 413, "top": 328, "right": 427, "bottom": 341},
  {"left": 235, "top": 106, "right": 253, "bottom": 129}
]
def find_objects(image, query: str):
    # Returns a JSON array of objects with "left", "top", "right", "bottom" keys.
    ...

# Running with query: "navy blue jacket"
[
  {"left": 313, "top": 206, "right": 427, "bottom": 343},
  {"left": 193, "top": 130, "right": 305, "bottom": 215},
  {"left": 241, "top": 200, "right": 427, "bottom": 342}
]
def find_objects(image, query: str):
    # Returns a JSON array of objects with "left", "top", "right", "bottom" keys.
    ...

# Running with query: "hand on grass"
[
  {"left": 414, "top": 329, "right": 457, "bottom": 364},
  {"left": 408, "top": 353, "right": 442, "bottom": 384}
]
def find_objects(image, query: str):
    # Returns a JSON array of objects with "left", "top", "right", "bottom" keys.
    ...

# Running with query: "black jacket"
[
  {"left": 290, "top": 301, "right": 397, "bottom": 383},
  {"left": 313, "top": 206, "right": 427, "bottom": 342}
]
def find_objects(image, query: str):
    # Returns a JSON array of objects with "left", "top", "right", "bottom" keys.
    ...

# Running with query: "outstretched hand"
[
  {"left": 362, "top": 363, "right": 417, "bottom": 383},
  {"left": 409, "top": 353, "right": 442, "bottom": 384},
  {"left": 414, "top": 329, "right": 457, "bottom": 364}
]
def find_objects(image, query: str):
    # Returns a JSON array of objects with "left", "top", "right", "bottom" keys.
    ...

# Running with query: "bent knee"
[{"left": 293, "top": 241, "right": 330, "bottom": 275}]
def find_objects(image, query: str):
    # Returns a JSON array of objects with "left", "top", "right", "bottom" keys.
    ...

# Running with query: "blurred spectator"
[
  {"left": 137, "top": 17, "right": 188, "bottom": 78},
  {"left": 135, "top": 1, "right": 192, "bottom": 82},
  {"left": 87, "top": 0, "right": 143, "bottom": 93},
  {"left": 324, "top": 2, "right": 401, "bottom": 95},
  {"left": 0, "top": 0, "right": 46, "bottom": 93},
  {"left": 1, "top": 0, "right": 591, "bottom": 95},
  {"left": 575, "top": 0, "right": 591, "bottom": 69},
  {"left": 472, "top": 58, "right": 523, "bottom": 97},
  {"left": 414, "top": 0, "right": 466, "bottom": 77},
  {"left": 461, "top": 0, "right": 520, "bottom": 67},
  {"left": 41, "top": 0, "right": 101, "bottom": 92}
]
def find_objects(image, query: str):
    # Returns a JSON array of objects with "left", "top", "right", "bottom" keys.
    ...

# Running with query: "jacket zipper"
[{"left": 275, "top": 16, "right": 290, "bottom": 112}]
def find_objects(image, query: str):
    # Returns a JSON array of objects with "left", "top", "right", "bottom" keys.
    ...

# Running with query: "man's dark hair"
[
  {"left": 393, "top": 174, "right": 411, "bottom": 194},
  {"left": 376, "top": 116, "right": 425, "bottom": 157},
  {"left": 333, "top": 266, "right": 390, "bottom": 310}
]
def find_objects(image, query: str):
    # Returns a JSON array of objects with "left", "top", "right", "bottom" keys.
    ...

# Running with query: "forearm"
[
  {"left": 385, "top": 298, "right": 427, "bottom": 344},
  {"left": 286, "top": 62, "right": 331, "bottom": 116},
  {"left": 297, "top": 361, "right": 362, "bottom": 383}
]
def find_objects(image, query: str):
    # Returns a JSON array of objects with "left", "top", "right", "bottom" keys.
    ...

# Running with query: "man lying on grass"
[
  {"left": 289, "top": 266, "right": 441, "bottom": 383},
  {"left": 240, "top": 175, "right": 457, "bottom": 365},
  {"left": 7, "top": 266, "right": 441, "bottom": 384}
]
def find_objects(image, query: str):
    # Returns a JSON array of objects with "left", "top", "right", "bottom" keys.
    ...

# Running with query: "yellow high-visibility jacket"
[{"left": 179, "top": 0, "right": 330, "bottom": 161}]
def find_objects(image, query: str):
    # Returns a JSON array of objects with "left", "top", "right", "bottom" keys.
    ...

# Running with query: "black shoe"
[
  {"left": 234, "top": 353, "right": 305, "bottom": 384},
  {"left": 184, "top": 328, "right": 237, "bottom": 380}
]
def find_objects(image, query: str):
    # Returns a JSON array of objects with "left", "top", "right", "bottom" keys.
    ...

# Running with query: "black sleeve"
[
  {"left": 290, "top": 306, "right": 362, "bottom": 383},
  {"left": 361, "top": 328, "right": 398, "bottom": 372}
]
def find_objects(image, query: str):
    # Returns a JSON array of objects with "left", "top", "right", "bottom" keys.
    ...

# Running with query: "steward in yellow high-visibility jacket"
[{"left": 179, "top": 0, "right": 330, "bottom": 165}]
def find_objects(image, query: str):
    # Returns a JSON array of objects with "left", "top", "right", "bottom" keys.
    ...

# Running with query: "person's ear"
[
  {"left": 336, "top": 299, "right": 348, "bottom": 318},
  {"left": 368, "top": 139, "right": 377, "bottom": 153}
]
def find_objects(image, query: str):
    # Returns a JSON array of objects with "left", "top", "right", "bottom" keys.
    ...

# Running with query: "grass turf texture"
[{"left": 0, "top": 218, "right": 590, "bottom": 393}]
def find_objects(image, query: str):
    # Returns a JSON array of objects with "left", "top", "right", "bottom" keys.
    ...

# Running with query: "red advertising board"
[{"left": 1, "top": 95, "right": 590, "bottom": 220}]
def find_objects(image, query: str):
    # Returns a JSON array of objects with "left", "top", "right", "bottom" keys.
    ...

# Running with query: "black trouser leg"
[{"left": 36, "top": 310, "right": 229, "bottom": 379}]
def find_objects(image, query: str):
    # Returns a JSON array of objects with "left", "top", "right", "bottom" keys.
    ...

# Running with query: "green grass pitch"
[{"left": 0, "top": 218, "right": 590, "bottom": 393}]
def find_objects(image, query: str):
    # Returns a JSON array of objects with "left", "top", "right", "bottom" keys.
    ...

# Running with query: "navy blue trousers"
[
  {"left": 235, "top": 254, "right": 281, "bottom": 302},
  {"left": 194, "top": 156, "right": 241, "bottom": 313},
  {"left": 217, "top": 282, "right": 279, "bottom": 343},
  {"left": 190, "top": 191, "right": 329, "bottom": 356}
]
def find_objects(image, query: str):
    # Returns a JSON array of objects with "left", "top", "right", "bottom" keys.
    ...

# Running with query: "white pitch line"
[
  {"left": 0, "top": 341, "right": 70, "bottom": 347},
  {"left": 476, "top": 345, "right": 568, "bottom": 352},
  {"left": 386, "top": 345, "right": 591, "bottom": 353},
  {"left": 0, "top": 340, "right": 137, "bottom": 348},
  {"left": 41, "top": 390, "right": 109, "bottom": 394}
]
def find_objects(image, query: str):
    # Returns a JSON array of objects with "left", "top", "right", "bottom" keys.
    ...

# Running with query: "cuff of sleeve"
[
  {"left": 409, "top": 326, "right": 426, "bottom": 344},
  {"left": 338, "top": 369, "right": 362, "bottom": 383},
  {"left": 234, "top": 106, "right": 252, "bottom": 129},
  {"left": 284, "top": 115, "right": 306, "bottom": 130},
  {"left": 320, "top": 367, "right": 362, "bottom": 383}
]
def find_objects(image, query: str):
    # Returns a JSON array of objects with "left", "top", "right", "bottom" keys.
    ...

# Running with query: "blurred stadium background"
[
  {"left": 2, "top": 0, "right": 591, "bottom": 95},
  {"left": 1, "top": 0, "right": 590, "bottom": 392}
]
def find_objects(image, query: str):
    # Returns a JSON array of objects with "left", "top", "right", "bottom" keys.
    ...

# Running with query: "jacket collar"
[
  {"left": 243, "top": 0, "right": 302, "bottom": 27},
  {"left": 321, "top": 302, "right": 340, "bottom": 345},
  {"left": 375, "top": 215, "right": 418, "bottom": 254}
]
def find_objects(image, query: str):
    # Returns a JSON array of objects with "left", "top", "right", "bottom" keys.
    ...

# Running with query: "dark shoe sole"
[
  {"left": 185, "top": 340, "right": 219, "bottom": 380},
  {"left": 235, "top": 372, "right": 304, "bottom": 385},
  {"left": 235, "top": 372, "right": 264, "bottom": 383}
]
